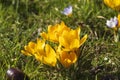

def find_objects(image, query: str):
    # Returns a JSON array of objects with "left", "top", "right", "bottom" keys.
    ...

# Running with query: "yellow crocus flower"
[
  {"left": 58, "top": 50, "right": 77, "bottom": 68},
  {"left": 34, "top": 39, "right": 57, "bottom": 67},
  {"left": 59, "top": 27, "right": 87, "bottom": 51},
  {"left": 104, "top": 0, "right": 120, "bottom": 11},
  {"left": 40, "top": 21, "right": 70, "bottom": 43},
  {"left": 21, "top": 42, "right": 36, "bottom": 56},
  {"left": 106, "top": 14, "right": 120, "bottom": 30}
]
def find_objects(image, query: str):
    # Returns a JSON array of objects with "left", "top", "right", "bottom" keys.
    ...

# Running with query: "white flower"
[
  {"left": 104, "top": 57, "right": 108, "bottom": 61},
  {"left": 106, "top": 17, "right": 118, "bottom": 28},
  {"left": 61, "top": 6, "right": 72, "bottom": 16}
]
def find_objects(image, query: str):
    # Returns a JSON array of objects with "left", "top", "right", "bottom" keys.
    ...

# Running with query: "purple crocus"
[
  {"left": 106, "top": 17, "right": 118, "bottom": 28},
  {"left": 61, "top": 6, "right": 72, "bottom": 16}
]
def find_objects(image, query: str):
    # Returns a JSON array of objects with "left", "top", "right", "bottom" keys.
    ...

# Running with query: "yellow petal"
[
  {"left": 59, "top": 51, "right": 77, "bottom": 68},
  {"left": 104, "top": 0, "right": 113, "bottom": 7},
  {"left": 48, "top": 25, "right": 57, "bottom": 33},
  {"left": 40, "top": 32, "right": 48, "bottom": 40},
  {"left": 70, "top": 39, "right": 80, "bottom": 50},
  {"left": 79, "top": 34, "right": 87, "bottom": 47},
  {"left": 21, "top": 41, "right": 36, "bottom": 56},
  {"left": 70, "top": 51, "right": 77, "bottom": 63},
  {"left": 104, "top": 0, "right": 120, "bottom": 11},
  {"left": 27, "top": 42, "right": 36, "bottom": 53},
  {"left": 36, "top": 39, "right": 45, "bottom": 49},
  {"left": 43, "top": 44, "right": 57, "bottom": 66},
  {"left": 118, "top": 14, "right": 120, "bottom": 28},
  {"left": 76, "top": 27, "right": 81, "bottom": 38},
  {"left": 36, "top": 39, "right": 46, "bottom": 56},
  {"left": 34, "top": 53, "right": 43, "bottom": 61},
  {"left": 59, "top": 36, "right": 69, "bottom": 48},
  {"left": 21, "top": 50, "right": 32, "bottom": 56},
  {"left": 60, "top": 21, "right": 70, "bottom": 31}
]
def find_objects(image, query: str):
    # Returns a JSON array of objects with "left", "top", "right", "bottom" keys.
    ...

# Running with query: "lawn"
[{"left": 0, "top": 0, "right": 120, "bottom": 80}]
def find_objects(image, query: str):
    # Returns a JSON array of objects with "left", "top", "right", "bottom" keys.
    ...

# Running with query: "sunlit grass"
[{"left": 1, "top": 0, "right": 120, "bottom": 80}]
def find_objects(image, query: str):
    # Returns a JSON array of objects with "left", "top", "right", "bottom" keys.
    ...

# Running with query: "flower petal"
[
  {"left": 59, "top": 51, "right": 77, "bottom": 68},
  {"left": 43, "top": 44, "right": 57, "bottom": 67},
  {"left": 104, "top": 0, "right": 120, "bottom": 11},
  {"left": 79, "top": 34, "right": 87, "bottom": 47},
  {"left": 61, "top": 6, "right": 72, "bottom": 16}
]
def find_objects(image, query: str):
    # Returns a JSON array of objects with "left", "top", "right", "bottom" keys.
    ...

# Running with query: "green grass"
[{"left": 1, "top": 0, "right": 120, "bottom": 80}]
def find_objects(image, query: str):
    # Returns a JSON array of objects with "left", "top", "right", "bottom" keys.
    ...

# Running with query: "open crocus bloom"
[
  {"left": 21, "top": 39, "right": 57, "bottom": 67},
  {"left": 106, "top": 15, "right": 120, "bottom": 42},
  {"left": 21, "top": 42, "right": 36, "bottom": 56},
  {"left": 106, "top": 17, "right": 118, "bottom": 28},
  {"left": 40, "top": 22, "right": 70, "bottom": 43},
  {"left": 35, "top": 39, "right": 57, "bottom": 67},
  {"left": 61, "top": 6, "right": 72, "bottom": 16},
  {"left": 21, "top": 21, "right": 88, "bottom": 68},
  {"left": 104, "top": 0, "right": 120, "bottom": 11},
  {"left": 58, "top": 50, "right": 77, "bottom": 68},
  {"left": 106, "top": 14, "right": 120, "bottom": 30},
  {"left": 59, "top": 27, "right": 87, "bottom": 51}
]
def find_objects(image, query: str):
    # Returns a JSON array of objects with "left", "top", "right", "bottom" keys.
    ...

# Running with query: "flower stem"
[{"left": 114, "top": 30, "right": 119, "bottom": 42}]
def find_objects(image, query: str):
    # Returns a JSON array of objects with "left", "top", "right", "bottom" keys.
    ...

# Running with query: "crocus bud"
[{"left": 6, "top": 68, "right": 29, "bottom": 80}]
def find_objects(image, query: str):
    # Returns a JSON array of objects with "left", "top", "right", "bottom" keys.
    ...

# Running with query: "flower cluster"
[
  {"left": 104, "top": 0, "right": 120, "bottom": 42},
  {"left": 21, "top": 22, "right": 87, "bottom": 68}
]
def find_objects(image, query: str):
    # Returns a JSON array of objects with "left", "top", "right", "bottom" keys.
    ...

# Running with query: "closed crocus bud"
[{"left": 6, "top": 68, "right": 29, "bottom": 80}]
